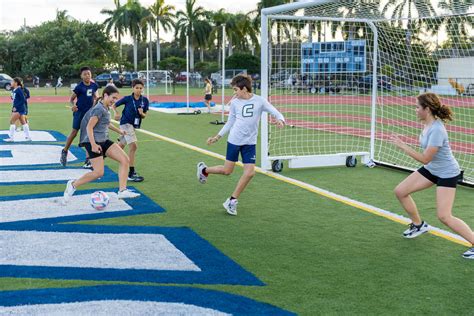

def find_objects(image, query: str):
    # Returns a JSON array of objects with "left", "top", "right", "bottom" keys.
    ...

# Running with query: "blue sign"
[{"left": 301, "top": 40, "right": 366, "bottom": 74}]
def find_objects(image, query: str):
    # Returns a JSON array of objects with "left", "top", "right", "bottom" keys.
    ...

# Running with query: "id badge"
[{"left": 134, "top": 117, "right": 140, "bottom": 126}]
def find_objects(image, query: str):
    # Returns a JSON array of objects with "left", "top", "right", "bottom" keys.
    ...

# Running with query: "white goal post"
[{"left": 260, "top": 0, "right": 474, "bottom": 184}]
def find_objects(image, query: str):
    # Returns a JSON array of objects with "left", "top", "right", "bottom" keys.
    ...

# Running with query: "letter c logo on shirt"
[
  {"left": 87, "top": 89, "right": 93, "bottom": 96},
  {"left": 242, "top": 104, "right": 254, "bottom": 117}
]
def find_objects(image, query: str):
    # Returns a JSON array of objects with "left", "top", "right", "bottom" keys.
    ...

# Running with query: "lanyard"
[{"left": 132, "top": 94, "right": 143, "bottom": 113}]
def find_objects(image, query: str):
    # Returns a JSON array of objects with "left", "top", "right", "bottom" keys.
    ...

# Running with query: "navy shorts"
[
  {"left": 72, "top": 111, "right": 87, "bottom": 130},
  {"left": 12, "top": 107, "right": 26, "bottom": 115},
  {"left": 226, "top": 142, "right": 256, "bottom": 164},
  {"left": 82, "top": 140, "right": 115, "bottom": 159},
  {"left": 417, "top": 166, "right": 460, "bottom": 188},
  {"left": 205, "top": 94, "right": 212, "bottom": 101}
]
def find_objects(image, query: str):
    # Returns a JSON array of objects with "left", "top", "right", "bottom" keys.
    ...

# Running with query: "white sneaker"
[
  {"left": 4, "top": 138, "right": 14, "bottom": 142},
  {"left": 403, "top": 221, "right": 429, "bottom": 239},
  {"left": 117, "top": 188, "right": 141, "bottom": 199},
  {"left": 63, "top": 180, "right": 76, "bottom": 204},
  {"left": 15, "top": 127, "right": 21, "bottom": 132},
  {"left": 223, "top": 198, "right": 238, "bottom": 216},
  {"left": 197, "top": 162, "right": 208, "bottom": 184},
  {"left": 25, "top": 137, "right": 32, "bottom": 141},
  {"left": 462, "top": 247, "right": 474, "bottom": 259}
]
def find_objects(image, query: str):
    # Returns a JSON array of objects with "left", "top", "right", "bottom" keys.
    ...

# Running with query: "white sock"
[
  {"left": 9, "top": 124, "right": 15, "bottom": 138},
  {"left": 22, "top": 124, "right": 30, "bottom": 138}
]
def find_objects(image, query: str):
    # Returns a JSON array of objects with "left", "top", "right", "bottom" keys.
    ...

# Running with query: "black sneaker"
[
  {"left": 60, "top": 149, "right": 68, "bottom": 167},
  {"left": 83, "top": 159, "right": 93, "bottom": 169},
  {"left": 128, "top": 172, "right": 144, "bottom": 182},
  {"left": 403, "top": 221, "right": 429, "bottom": 239}
]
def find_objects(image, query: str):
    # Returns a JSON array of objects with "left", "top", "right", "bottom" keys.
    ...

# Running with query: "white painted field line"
[{"left": 115, "top": 120, "right": 470, "bottom": 247}]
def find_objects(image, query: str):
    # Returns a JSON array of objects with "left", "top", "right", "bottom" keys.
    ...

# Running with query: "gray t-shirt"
[
  {"left": 419, "top": 119, "right": 460, "bottom": 178},
  {"left": 79, "top": 102, "right": 111, "bottom": 144}
]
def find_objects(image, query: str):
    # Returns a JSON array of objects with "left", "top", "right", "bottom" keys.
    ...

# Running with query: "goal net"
[{"left": 260, "top": 0, "right": 474, "bottom": 183}]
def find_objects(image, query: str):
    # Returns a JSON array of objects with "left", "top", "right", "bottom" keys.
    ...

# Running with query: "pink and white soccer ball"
[{"left": 90, "top": 191, "right": 110, "bottom": 210}]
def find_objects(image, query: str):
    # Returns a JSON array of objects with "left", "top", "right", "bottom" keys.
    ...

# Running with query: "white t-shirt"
[{"left": 218, "top": 94, "right": 285, "bottom": 145}]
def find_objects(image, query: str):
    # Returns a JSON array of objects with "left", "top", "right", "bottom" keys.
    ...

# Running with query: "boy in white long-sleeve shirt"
[{"left": 197, "top": 74, "right": 285, "bottom": 216}]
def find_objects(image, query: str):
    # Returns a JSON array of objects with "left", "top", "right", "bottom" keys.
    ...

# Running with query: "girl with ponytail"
[
  {"left": 5, "top": 77, "right": 30, "bottom": 141},
  {"left": 390, "top": 92, "right": 474, "bottom": 259}
]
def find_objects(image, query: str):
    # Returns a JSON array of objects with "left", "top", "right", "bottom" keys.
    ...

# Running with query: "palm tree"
[
  {"left": 175, "top": 0, "right": 207, "bottom": 71},
  {"left": 148, "top": 0, "right": 175, "bottom": 65},
  {"left": 123, "top": 0, "right": 149, "bottom": 71},
  {"left": 101, "top": 0, "right": 127, "bottom": 59},
  {"left": 438, "top": 0, "right": 474, "bottom": 54}
]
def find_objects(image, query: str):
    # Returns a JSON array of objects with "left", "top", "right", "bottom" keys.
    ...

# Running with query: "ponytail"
[
  {"left": 417, "top": 92, "right": 453, "bottom": 122},
  {"left": 12, "top": 77, "right": 23, "bottom": 89}
]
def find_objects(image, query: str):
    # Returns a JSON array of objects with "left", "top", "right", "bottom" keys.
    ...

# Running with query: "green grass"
[{"left": 1, "top": 102, "right": 473, "bottom": 315}]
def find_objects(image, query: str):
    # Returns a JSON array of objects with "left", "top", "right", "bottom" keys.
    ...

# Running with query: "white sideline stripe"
[
  {"left": 0, "top": 301, "right": 229, "bottom": 315},
  {"left": 1, "top": 230, "right": 201, "bottom": 271},
  {"left": 0, "top": 169, "right": 92, "bottom": 183},
  {"left": 0, "top": 130, "right": 57, "bottom": 142},
  {"left": 0, "top": 193, "right": 132, "bottom": 223},
  {"left": 119, "top": 120, "right": 470, "bottom": 247}
]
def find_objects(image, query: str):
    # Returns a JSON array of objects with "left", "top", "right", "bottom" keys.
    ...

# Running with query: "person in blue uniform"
[{"left": 6, "top": 77, "right": 30, "bottom": 142}]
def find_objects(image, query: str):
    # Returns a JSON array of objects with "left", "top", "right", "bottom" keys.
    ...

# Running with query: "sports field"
[{"left": 1, "top": 93, "right": 473, "bottom": 315}]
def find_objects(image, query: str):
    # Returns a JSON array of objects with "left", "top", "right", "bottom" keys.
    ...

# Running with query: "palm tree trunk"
[
  {"left": 149, "top": 25, "right": 153, "bottom": 70},
  {"left": 190, "top": 42, "right": 195, "bottom": 72},
  {"left": 118, "top": 34, "right": 122, "bottom": 59},
  {"left": 228, "top": 38, "right": 233, "bottom": 57},
  {"left": 200, "top": 48, "right": 204, "bottom": 62},
  {"left": 133, "top": 37, "right": 138, "bottom": 71}
]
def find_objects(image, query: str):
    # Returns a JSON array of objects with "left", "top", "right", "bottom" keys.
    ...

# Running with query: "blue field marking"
[
  {"left": 0, "top": 165, "right": 118, "bottom": 186},
  {"left": 0, "top": 144, "right": 85, "bottom": 169},
  {"left": 0, "top": 285, "right": 295, "bottom": 315},
  {"left": 0, "top": 150, "right": 12, "bottom": 158},
  {"left": 0, "top": 187, "right": 163, "bottom": 225},
  {"left": 0, "top": 130, "right": 67, "bottom": 143},
  {"left": 0, "top": 223, "right": 264, "bottom": 285}
]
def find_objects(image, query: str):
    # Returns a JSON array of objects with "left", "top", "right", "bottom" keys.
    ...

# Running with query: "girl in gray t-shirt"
[
  {"left": 63, "top": 85, "right": 141, "bottom": 202},
  {"left": 391, "top": 92, "right": 473, "bottom": 259}
]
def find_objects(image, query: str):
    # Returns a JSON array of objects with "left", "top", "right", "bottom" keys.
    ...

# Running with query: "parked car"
[
  {"left": 95, "top": 73, "right": 123, "bottom": 88},
  {"left": 121, "top": 72, "right": 138, "bottom": 87},
  {"left": 0, "top": 73, "right": 13, "bottom": 90},
  {"left": 358, "top": 75, "right": 392, "bottom": 93},
  {"left": 176, "top": 71, "right": 202, "bottom": 83}
]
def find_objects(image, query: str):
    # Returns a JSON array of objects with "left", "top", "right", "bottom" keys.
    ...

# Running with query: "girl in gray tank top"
[
  {"left": 391, "top": 93, "right": 473, "bottom": 259},
  {"left": 63, "top": 85, "right": 141, "bottom": 202}
]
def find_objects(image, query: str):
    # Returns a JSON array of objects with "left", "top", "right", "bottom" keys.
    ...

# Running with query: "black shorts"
[
  {"left": 204, "top": 94, "right": 212, "bottom": 101},
  {"left": 417, "top": 166, "right": 460, "bottom": 188},
  {"left": 82, "top": 140, "right": 115, "bottom": 159}
]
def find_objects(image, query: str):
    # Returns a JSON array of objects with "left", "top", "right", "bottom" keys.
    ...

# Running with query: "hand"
[
  {"left": 207, "top": 135, "right": 220, "bottom": 145},
  {"left": 71, "top": 105, "right": 78, "bottom": 112},
  {"left": 138, "top": 108, "right": 144, "bottom": 116},
  {"left": 390, "top": 134, "right": 406, "bottom": 149},
  {"left": 114, "top": 114, "right": 120, "bottom": 120},
  {"left": 276, "top": 120, "right": 285, "bottom": 129},
  {"left": 91, "top": 143, "right": 101, "bottom": 154},
  {"left": 121, "top": 130, "right": 127, "bottom": 136}
]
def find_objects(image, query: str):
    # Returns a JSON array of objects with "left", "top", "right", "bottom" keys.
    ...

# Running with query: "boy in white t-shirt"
[{"left": 197, "top": 74, "right": 285, "bottom": 215}]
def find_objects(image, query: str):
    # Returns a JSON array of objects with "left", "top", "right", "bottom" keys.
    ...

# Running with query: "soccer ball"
[{"left": 90, "top": 191, "right": 110, "bottom": 210}]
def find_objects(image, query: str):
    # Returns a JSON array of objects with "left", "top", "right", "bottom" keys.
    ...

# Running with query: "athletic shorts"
[
  {"left": 118, "top": 123, "right": 138, "bottom": 145},
  {"left": 82, "top": 140, "right": 115, "bottom": 159},
  {"left": 417, "top": 166, "right": 460, "bottom": 188},
  {"left": 205, "top": 94, "right": 212, "bottom": 101},
  {"left": 72, "top": 110, "right": 87, "bottom": 130},
  {"left": 226, "top": 142, "right": 256, "bottom": 164},
  {"left": 12, "top": 107, "right": 26, "bottom": 115}
]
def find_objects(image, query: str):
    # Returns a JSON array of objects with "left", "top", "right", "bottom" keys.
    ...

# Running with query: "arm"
[
  {"left": 391, "top": 135, "right": 439, "bottom": 164},
  {"left": 207, "top": 105, "right": 236, "bottom": 145},
  {"left": 69, "top": 92, "right": 78, "bottom": 112},
  {"left": 263, "top": 98, "right": 286, "bottom": 129},
  {"left": 109, "top": 123, "right": 125, "bottom": 135},
  {"left": 112, "top": 97, "right": 127, "bottom": 120},
  {"left": 86, "top": 116, "right": 101, "bottom": 153}
]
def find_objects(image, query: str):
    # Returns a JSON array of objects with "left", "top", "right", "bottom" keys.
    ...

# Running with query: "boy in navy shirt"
[
  {"left": 60, "top": 66, "right": 99, "bottom": 168},
  {"left": 112, "top": 79, "right": 149, "bottom": 182}
]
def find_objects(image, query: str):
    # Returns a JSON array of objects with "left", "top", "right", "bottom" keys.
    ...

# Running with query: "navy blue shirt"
[
  {"left": 115, "top": 94, "right": 149, "bottom": 128},
  {"left": 73, "top": 81, "right": 99, "bottom": 112},
  {"left": 11, "top": 87, "right": 26, "bottom": 113},
  {"left": 24, "top": 87, "right": 30, "bottom": 107}
]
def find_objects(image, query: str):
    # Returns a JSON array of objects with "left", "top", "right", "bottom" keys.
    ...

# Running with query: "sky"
[{"left": 0, "top": 0, "right": 259, "bottom": 42}]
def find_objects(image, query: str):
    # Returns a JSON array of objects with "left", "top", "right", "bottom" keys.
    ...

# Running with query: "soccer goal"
[{"left": 260, "top": 0, "right": 474, "bottom": 184}]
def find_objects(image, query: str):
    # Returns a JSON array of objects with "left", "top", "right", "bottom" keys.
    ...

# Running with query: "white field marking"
[
  {"left": 0, "top": 301, "right": 229, "bottom": 315},
  {"left": 0, "top": 144, "right": 77, "bottom": 166},
  {"left": 0, "top": 169, "right": 93, "bottom": 184},
  {"left": 148, "top": 104, "right": 230, "bottom": 114},
  {"left": 0, "top": 193, "right": 132, "bottom": 223},
  {"left": 1, "top": 230, "right": 201, "bottom": 271},
  {"left": 0, "top": 130, "right": 57, "bottom": 142},
  {"left": 113, "top": 119, "right": 470, "bottom": 247}
]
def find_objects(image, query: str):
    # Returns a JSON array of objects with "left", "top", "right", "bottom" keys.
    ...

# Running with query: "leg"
[
  {"left": 394, "top": 171, "right": 434, "bottom": 225},
  {"left": 8, "top": 113, "right": 20, "bottom": 139},
  {"left": 206, "top": 160, "right": 235, "bottom": 176},
  {"left": 104, "top": 143, "right": 130, "bottom": 191},
  {"left": 72, "top": 156, "right": 105, "bottom": 188},
  {"left": 64, "top": 129, "right": 78, "bottom": 151},
  {"left": 231, "top": 163, "right": 256, "bottom": 199},
  {"left": 128, "top": 142, "right": 137, "bottom": 168},
  {"left": 436, "top": 187, "right": 474, "bottom": 244}
]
